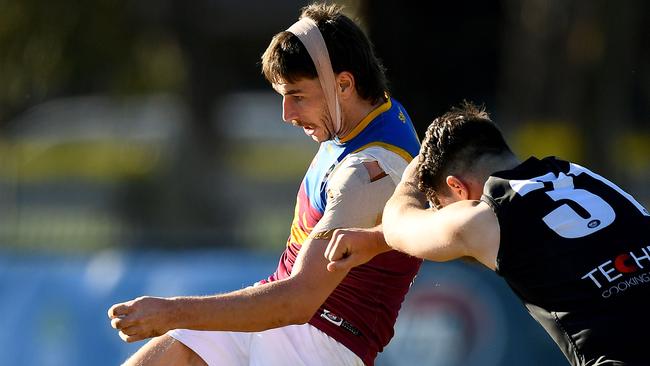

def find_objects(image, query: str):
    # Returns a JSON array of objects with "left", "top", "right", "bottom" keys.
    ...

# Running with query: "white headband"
[{"left": 287, "top": 17, "right": 342, "bottom": 137}]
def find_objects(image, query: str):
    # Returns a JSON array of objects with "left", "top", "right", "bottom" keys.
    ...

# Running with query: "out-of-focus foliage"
[
  {"left": 0, "top": 0, "right": 647, "bottom": 253},
  {"left": 0, "top": 0, "right": 185, "bottom": 122}
]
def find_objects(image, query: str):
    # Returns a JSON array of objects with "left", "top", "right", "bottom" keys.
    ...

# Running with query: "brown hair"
[
  {"left": 261, "top": 2, "right": 388, "bottom": 104},
  {"left": 417, "top": 101, "right": 513, "bottom": 204}
]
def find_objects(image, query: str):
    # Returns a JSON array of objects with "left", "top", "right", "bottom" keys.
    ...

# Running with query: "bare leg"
[{"left": 122, "top": 334, "right": 208, "bottom": 366}]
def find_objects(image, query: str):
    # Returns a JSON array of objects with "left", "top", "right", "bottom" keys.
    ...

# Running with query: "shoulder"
[
  {"left": 453, "top": 200, "right": 500, "bottom": 270},
  {"left": 326, "top": 158, "right": 372, "bottom": 195},
  {"left": 325, "top": 154, "right": 397, "bottom": 203},
  {"left": 313, "top": 151, "right": 401, "bottom": 231},
  {"left": 410, "top": 200, "right": 500, "bottom": 268},
  {"left": 329, "top": 147, "right": 410, "bottom": 189}
]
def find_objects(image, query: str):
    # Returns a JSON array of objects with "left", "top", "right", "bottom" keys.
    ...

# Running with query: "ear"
[
  {"left": 336, "top": 71, "right": 355, "bottom": 100},
  {"left": 445, "top": 175, "right": 470, "bottom": 200}
]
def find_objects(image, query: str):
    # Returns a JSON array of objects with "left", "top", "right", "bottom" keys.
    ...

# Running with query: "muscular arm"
[
  {"left": 382, "top": 158, "right": 499, "bottom": 267},
  {"left": 177, "top": 237, "right": 349, "bottom": 329},
  {"left": 109, "top": 158, "right": 401, "bottom": 342},
  {"left": 327, "top": 158, "right": 499, "bottom": 271},
  {"left": 109, "top": 237, "right": 349, "bottom": 342}
]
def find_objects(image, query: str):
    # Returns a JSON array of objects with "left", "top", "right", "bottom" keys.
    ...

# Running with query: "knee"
[
  {"left": 175, "top": 339, "right": 208, "bottom": 366},
  {"left": 122, "top": 334, "right": 207, "bottom": 366}
]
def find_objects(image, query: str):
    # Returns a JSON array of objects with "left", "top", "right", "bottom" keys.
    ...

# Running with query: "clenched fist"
[{"left": 108, "top": 296, "right": 178, "bottom": 343}]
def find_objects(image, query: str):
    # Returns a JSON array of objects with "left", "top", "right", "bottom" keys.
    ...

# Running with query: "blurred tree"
[
  {"left": 1, "top": 0, "right": 647, "bottom": 249},
  {"left": 0, "top": 0, "right": 312, "bottom": 249},
  {"left": 0, "top": 0, "right": 185, "bottom": 124}
]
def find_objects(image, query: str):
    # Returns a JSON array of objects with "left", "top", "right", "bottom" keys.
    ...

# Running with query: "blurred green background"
[
  {"left": 0, "top": 0, "right": 647, "bottom": 365},
  {"left": 0, "top": 0, "right": 647, "bottom": 252}
]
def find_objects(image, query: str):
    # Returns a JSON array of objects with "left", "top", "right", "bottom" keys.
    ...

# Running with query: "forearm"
[
  {"left": 171, "top": 279, "right": 317, "bottom": 332},
  {"left": 171, "top": 239, "right": 348, "bottom": 332},
  {"left": 109, "top": 239, "right": 348, "bottom": 342}
]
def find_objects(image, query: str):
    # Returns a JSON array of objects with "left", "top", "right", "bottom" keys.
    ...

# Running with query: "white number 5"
[
  {"left": 542, "top": 185, "right": 614, "bottom": 238},
  {"left": 509, "top": 162, "right": 648, "bottom": 239}
]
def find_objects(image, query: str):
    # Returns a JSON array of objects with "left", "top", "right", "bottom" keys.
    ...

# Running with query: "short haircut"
[
  {"left": 417, "top": 101, "right": 513, "bottom": 203},
  {"left": 261, "top": 2, "right": 388, "bottom": 104}
]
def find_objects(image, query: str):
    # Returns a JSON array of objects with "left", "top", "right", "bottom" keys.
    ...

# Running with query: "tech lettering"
[{"left": 581, "top": 246, "right": 650, "bottom": 288}]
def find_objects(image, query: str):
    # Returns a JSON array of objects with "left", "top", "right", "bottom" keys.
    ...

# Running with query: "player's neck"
[
  {"left": 337, "top": 97, "right": 383, "bottom": 139},
  {"left": 479, "top": 153, "right": 521, "bottom": 182}
]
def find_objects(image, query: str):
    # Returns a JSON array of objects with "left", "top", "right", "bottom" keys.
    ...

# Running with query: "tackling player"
[{"left": 326, "top": 102, "right": 650, "bottom": 366}]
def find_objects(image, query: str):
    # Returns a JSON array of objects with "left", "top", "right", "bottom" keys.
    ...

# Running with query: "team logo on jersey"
[
  {"left": 581, "top": 245, "right": 650, "bottom": 298},
  {"left": 587, "top": 219, "right": 601, "bottom": 228},
  {"left": 398, "top": 109, "right": 406, "bottom": 123}
]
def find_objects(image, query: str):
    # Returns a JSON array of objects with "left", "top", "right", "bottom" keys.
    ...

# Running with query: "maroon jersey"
[{"left": 259, "top": 99, "right": 422, "bottom": 365}]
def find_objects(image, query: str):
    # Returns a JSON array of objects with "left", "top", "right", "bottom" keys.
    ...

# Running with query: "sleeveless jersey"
[
  {"left": 259, "top": 98, "right": 422, "bottom": 366},
  {"left": 482, "top": 156, "right": 650, "bottom": 366}
]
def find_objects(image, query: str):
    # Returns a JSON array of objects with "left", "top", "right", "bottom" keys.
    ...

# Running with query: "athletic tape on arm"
[
  {"left": 287, "top": 17, "right": 342, "bottom": 136},
  {"left": 311, "top": 163, "right": 396, "bottom": 234}
]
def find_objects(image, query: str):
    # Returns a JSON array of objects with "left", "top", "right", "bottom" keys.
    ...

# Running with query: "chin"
[{"left": 311, "top": 132, "right": 332, "bottom": 143}]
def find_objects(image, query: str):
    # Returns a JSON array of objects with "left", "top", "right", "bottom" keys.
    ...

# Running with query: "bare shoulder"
[{"left": 455, "top": 200, "right": 500, "bottom": 270}]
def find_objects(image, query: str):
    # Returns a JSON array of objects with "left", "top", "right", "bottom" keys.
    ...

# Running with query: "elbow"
[
  {"left": 292, "top": 313, "right": 313, "bottom": 325},
  {"left": 286, "top": 305, "right": 317, "bottom": 325},
  {"left": 383, "top": 223, "right": 404, "bottom": 252},
  {"left": 286, "top": 305, "right": 318, "bottom": 325},
  {"left": 383, "top": 203, "right": 423, "bottom": 256},
  {"left": 266, "top": 305, "right": 312, "bottom": 327},
  {"left": 278, "top": 278, "right": 328, "bottom": 325}
]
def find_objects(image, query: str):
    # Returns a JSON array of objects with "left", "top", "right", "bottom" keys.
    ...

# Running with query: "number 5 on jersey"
[{"left": 509, "top": 162, "right": 649, "bottom": 239}]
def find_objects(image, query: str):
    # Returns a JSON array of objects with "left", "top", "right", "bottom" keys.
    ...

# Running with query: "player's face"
[{"left": 273, "top": 78, "right": 332, "bottom": 143}]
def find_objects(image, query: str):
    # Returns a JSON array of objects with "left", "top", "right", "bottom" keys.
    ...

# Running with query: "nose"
[{"left": 282, "top": 97, "right": 297, "bottom": 123}]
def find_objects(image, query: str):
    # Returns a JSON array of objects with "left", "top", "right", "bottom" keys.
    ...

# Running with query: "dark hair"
[
  {"left": 417, "top": 101, "right": 513, "bottom": 203},
  {"left": 261, "top": 2, "right": 388, "bottom": 104}
]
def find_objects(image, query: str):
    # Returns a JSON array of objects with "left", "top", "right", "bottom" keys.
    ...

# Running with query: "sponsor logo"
[
  {"left": 320, "top": 309, "right": 361, "bottom": 336},
  {"left": 321, "top": 309, "right": 343, "bottom": 326},
  {"left": 581, "top": 245, "right": 650, "bottom": 298}
]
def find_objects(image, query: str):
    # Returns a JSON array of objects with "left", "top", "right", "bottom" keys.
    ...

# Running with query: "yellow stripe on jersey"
[
  {"left": 288, "top": 201, "right": 313, "bottom": 246},
  {"left": 290, "top": 223, "right": 309, "bottom": 246},
  {"left": 352, "top": 141, "right": 414, "bottom": 163},
  {"left": 339, "top": 99, "right": 392, "bottom": 143}
]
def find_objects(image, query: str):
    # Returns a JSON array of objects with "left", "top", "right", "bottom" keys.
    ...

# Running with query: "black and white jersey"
[{"left": 482, "top": 156, "right": 650, "bottom": 366}]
